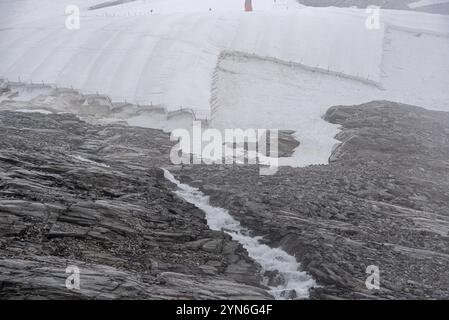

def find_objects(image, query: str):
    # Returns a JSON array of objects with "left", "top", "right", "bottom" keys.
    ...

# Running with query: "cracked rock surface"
[
  {"left": 0, "top": 111, "right": 270, "bottom": 300},
  {"left": 2, "top": 99, "right": 449, "bottom": 300},
  {"left": 172, "top": 101, "right": 449, "bottom": 299}
]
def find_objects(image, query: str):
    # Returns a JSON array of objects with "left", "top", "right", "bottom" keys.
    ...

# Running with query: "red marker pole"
[{"left": 245, "top": 0, "right": 253, "bottom": 12}]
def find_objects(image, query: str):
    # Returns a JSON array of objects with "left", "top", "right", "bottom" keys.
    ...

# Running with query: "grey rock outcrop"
[
  {"left": 173, "top": 101, "right": 449, "bottom": 299},
  {"left": 0, "top": 111, "right": 270, "bottom": 300}
]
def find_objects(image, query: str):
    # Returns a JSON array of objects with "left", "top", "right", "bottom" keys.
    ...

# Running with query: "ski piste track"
[{"left": 0, "top": 0, "right": 449, "bottom": 167}]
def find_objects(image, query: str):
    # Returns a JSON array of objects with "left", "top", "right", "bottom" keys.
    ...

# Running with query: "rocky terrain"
[
  {"left": 171, "top": 101, "right": 449, "bottom": 299},
  {"left": 0, "top": 110, "right": 270, "bottom": 299},
  {"left": 1, "top": 100, "right": 449, "bottom": 300}
]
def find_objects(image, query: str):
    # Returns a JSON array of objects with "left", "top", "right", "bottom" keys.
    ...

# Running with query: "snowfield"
[
  {"left": 0, "top": 0, "right": 385, "bottom": 111},
  {"left": 409, "top": 0, "right": 449, "bottom": 9},
  {"left": 0, "top": 0, "right": 448, "bottom": 167}
]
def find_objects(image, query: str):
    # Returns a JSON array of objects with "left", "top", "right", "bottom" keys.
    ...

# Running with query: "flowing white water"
[{"left": 162, "top": 168, "right": 316, "bottom": 299}]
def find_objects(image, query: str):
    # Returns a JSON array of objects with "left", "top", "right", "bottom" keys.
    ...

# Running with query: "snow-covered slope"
[
  {"left": 409, "top": 0, "right": 449, "bottom": 9},
  {"left": 0, "top": 0, "right": 388, "bottom": 113},
  {"left": 1, "top": 0, "right": 448, "bottom": 167}
]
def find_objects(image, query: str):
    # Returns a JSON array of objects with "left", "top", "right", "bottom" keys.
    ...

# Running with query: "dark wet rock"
[
  {"left": 0, "top": 111, "right": 270, "bottom": 300},
  {"left": 280, "top": 289, "right": 298, "bottom": 300},
  {"left": 277, "top": 130, "right": 300, "bottom": 158},
  {"left": 264, "top": 270, "right": 285, "bottom": 287},
  {"left": 172, "top": 101, "right": 449, "bottom": 299}
]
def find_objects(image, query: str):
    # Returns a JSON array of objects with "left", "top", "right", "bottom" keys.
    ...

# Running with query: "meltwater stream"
[{"left": 163, "top": 169, "right": 316, "bottom": 299}]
